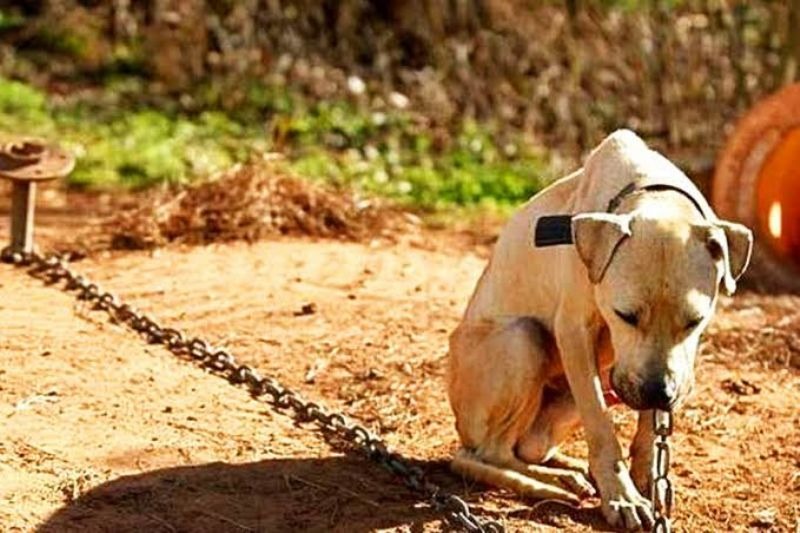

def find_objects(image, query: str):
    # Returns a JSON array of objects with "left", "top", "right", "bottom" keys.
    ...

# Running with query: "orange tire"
[{"left": 713, "top": 83, "right": 800, "bottom": 292}]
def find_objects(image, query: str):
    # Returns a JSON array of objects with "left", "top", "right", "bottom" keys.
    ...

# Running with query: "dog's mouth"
[
  {"left": 608, "top": 366, "right": 635, "bottom": 409},
  {"left": 609, "top": 378, "right": 645, "bottom": 410},
  {"left": 609, "top": 366, "right": 659, "bottom": 411},
  {"left": 610, "top": 366, "right": 686, "bottom": 411}
]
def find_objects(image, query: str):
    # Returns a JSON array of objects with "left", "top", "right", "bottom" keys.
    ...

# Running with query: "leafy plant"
[{"left": 0, "top": 77, "right": 549, "bottom": 209}]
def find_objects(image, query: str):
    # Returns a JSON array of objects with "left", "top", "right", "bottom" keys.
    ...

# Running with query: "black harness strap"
[{"left": 534, "top": 215, "right": 574, "bottom": 246}]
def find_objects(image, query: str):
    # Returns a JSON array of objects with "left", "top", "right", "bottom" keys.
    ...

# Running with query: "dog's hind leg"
[
  {"left": 451, "top": 448, "right": 584, "bottom": 503},
  {"left": 546, "top": 452, "right": 590, "bottom": 476},
  {"left": 448, "top": 317, "right": 593, "bottom": 502},
  {"left": 516, "top": 389, "right": 590, "bottom": 478}
]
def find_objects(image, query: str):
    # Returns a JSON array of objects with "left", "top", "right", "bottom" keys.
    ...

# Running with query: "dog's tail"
[{"left": 451, "top": 448, "right": 579, "bottom": 503}]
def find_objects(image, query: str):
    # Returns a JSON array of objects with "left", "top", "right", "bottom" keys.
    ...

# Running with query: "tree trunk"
[{"left": 783, "top": 0, "right": 800, "bottom": 84}]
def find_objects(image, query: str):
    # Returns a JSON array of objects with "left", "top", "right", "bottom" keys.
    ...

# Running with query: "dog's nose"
[{"left": 641, "top": 375, "right": 678, "bottom": 411}]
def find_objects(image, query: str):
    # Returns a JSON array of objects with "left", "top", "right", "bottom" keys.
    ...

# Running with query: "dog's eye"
[
  {"left": 614, "top": 309, "right": 639, "bottom": 327},
  {"left": 685, "top": 316, "right": 704, "bottom": 331}
]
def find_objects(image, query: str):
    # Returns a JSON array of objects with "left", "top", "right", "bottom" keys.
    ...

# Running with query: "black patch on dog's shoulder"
[{"left": 534, "top": 215, "right": 574, "bottom": 247}]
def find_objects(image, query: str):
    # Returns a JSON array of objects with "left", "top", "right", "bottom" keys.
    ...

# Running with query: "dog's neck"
[
  {"left": 573, "top": 131, "right": 715, "bottom": 221},
  {"left": 606, "top": 182, "right": 712, "bottom": 220}
]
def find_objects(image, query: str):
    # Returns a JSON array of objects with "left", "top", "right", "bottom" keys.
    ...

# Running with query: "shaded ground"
[{"left": 0, "top": 195, "right": 799, "bottom": 532}]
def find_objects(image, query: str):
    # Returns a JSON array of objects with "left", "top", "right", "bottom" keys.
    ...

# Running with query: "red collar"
[{"left": 603, "top": 388, "right": 622, "bottom": 407}]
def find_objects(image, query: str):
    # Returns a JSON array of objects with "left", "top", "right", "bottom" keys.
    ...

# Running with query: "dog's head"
[{"left": 572, "top": 210, "right": 753, "bottom": 411}]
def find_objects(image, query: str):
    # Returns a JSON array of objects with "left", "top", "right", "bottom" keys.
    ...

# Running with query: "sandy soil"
[{"left": 0, "top": 200, "right": 799, "bottom": 532}]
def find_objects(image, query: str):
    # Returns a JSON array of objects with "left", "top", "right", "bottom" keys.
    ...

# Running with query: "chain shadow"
[{"left": 511, "top": 500, "right": 617, "bottom": 532}]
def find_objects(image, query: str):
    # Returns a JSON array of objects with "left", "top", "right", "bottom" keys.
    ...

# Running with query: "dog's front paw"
[{"left": 597, "top": 461, "right": 654, "bottom": 531}]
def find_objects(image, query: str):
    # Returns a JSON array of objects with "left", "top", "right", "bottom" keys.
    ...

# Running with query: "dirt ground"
[{"left": 1, "top": 198, "right": 799, "bottom": 533}]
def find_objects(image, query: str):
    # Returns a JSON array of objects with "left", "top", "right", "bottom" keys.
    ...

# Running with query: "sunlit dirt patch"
[{"left": 705, "top": 293, "right": 800, "bottom": 369}]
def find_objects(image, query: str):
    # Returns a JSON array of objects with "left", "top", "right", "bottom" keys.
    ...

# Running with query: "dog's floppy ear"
[
  {"left": 704, "top": 220, "right": 753, "bottom": 295},
  {"left": 572, "top": 213, "right": 633, "bottom": 284}
]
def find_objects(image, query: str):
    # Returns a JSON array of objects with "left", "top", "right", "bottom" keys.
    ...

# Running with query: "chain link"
[
  {"left": 4, "top": 249, "right": 504, "bottom": 533},
  {"left": 652, "top": 409, "right": 674, "bottom": 533}
]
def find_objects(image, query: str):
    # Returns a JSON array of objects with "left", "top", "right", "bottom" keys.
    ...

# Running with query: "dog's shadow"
[
  {"left": 36, "top": 379, "right": 606, "bottom": 532},
  {"left": 36, "top": 451, "right": 612, "bottom": 533},
  {"left": 38, "top": 455, "right": 440, "bottom": 533}
]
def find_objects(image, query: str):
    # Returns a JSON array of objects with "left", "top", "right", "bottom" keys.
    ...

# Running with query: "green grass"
[
  {"left": 0, "top": 9, "right": 24, "bottom": 32},
  {"left": 0, "top": 77, "right": 550, "bottom": 210},
  {"left": 0, "top": 79, "right": 264, "bottom": 188}
]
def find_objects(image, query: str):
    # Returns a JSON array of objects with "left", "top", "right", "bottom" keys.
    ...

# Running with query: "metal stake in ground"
[{"left": 0, "top": 139, "right": 74, "bottom": 260}]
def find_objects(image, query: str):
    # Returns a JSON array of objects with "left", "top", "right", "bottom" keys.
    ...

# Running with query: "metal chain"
[
  {"left": 652, "top": 409, "right": 674, "bottom": 533},
  {"left": 5, "top": 247, "right": 677, "bottom": 533},
  {"left": 3, "top": 249, "right": 503, "bottom": 533}
]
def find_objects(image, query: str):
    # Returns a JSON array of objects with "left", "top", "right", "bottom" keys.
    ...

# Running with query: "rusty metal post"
[
  {"left": 1, "top": 139, "right": 74, "bottom": 262},
  {"left": 10, "top": 180, "right": 37, "bottom": 255}
]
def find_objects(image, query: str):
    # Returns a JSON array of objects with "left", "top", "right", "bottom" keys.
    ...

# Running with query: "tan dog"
[{"left": 447, "top": 130, "right": 753, "bottom": 530}]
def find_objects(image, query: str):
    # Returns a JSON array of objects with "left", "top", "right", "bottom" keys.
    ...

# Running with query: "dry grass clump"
[{"left": 102, "top": 163, "right": 411, "bottom": 250}]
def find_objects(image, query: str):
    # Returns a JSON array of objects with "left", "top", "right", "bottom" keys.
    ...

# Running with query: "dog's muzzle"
[{"left": 610, "top": 366, "right": 680, "bottom": 411}]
